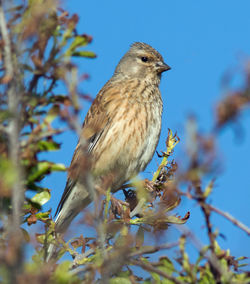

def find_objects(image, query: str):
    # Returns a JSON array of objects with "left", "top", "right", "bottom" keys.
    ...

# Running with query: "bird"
[{"left": 46, "top": 42, "right": 171, "bottom": 261}]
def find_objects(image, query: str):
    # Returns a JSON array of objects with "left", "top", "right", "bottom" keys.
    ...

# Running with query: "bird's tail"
[{"left": 46, "top": 182, "right": 92, "bottom": 262}]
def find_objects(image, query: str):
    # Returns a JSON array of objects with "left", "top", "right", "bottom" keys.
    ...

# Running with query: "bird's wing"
[{"left": 54, "top": 81, "right": 123, "bottom": 216}]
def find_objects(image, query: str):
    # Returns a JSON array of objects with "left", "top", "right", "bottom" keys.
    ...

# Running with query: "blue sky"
[{"left": 42, "top": 0, "right": 250, "bottom": 263}]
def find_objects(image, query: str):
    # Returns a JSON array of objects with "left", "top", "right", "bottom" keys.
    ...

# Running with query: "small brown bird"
[{"left": 46, "top": 42, "right": 171, "bottom": 260}]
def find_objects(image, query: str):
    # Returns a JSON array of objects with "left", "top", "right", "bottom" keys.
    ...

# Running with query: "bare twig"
[
  {"left": 209, "top": 204, "right": 250, "bottom": 236},
  {"left": 129, "top": 241, "right": 179, "bottom": 258},
  {"left": 131, "top": 259, "right": 185, "bottom": 284},
  {"left": 179, "top": 186, "right": 250, "bottom": 236},
  {"left": 69, "top": 265, "right": 89, "bottom": 276},
  {"left": 70, "top": 248, "right": 95, "bottom": 270},
  {"left": 20, "top": 128, "right": 65, "bottom": 148}
]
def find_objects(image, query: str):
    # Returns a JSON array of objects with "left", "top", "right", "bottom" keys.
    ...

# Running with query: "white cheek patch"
[{"left": 130, "top": 64, "right": 140, "bottom": 75}]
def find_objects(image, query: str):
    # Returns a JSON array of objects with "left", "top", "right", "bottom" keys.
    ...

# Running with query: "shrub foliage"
[{"left": 0, "top": 1, "right": 249, "bottom": 283}]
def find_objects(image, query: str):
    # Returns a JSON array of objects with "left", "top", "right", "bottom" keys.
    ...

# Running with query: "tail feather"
[{"left": 46, "top": 183, "right": 92, "bottom": 262}]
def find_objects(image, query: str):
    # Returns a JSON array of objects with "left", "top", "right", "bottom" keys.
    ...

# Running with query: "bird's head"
[{"left": 114, "top": 42, "right": 171, "bottom": 83}]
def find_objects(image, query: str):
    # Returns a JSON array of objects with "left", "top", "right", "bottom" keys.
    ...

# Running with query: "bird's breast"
[{"left": 92, "top": 84, "right": 163, "bottom": 190}]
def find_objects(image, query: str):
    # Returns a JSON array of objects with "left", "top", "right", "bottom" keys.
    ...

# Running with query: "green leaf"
[
  {"left": 27, "top": 161, "right": 66, "bottom": 183},
  {"left": 21, "top": 228, "right": 30, "bottom": 242},
  {"left": 164, "top": 214, "right": 190, "bottom": 224},
  {"left": 25, "top": 183, "right": 45, "bottom": 192},
  {"left": 69, "top": 35, "right": 89, "bottom": 51},
  {"left": 199, "top": 266, "right": 216, "bottom": 284},
  {"left": 52, "top": 261, "right": 79, "bottom": 283},
  {"left": 37, "top": 140, "right": 61, "bottom": 152},
  {"left": 203, "top": 180, "right": 214, "bottom": 197},
  {"left": 110, "top": 278, "right": 131, "bottom": 284},
  {"left": 0, "top": 157, "right": 17, "bottom": 188},
  {"left": 50, "top": 163, "right": 67, "bottom": 172},
  {"left": 158, "top": 257, "right": 175, "bottom": 276},
  {"left": 71, "top": 50, "right": 96, "bottom": 58},
  {"left": 62, "top": 28, "right": 74, "bottom": 45},
  {"left": 144, "top": 280, "right": 155, "bottom": 284},
  {"left": 0, "top": 110, "right": 12, "bottom": 122},
  {"left": 129, "top": 213, "right": 189, "bottom": 226},
  {"left": 150, "top": 272, "right": 161, "bottom": 282},
  {"left": 45, "top": 105, "right": 60, "bottom": 124},
  {"left": 36, "top": 231, "right": 55, "bottom": 245},
  {"left": 152, "top": 129, "right": 180, "bottom": 182},
  {"left": 36, "top": 211, "right": 50, "bottom": 221},
  {"left": 36, "top": 233, "right": 46, "bottom": 244}
]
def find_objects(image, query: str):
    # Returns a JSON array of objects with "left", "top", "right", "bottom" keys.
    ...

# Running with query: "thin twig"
[
  {"left": 129, "top": 241, "right": 179, "bottom": 258},
  {"left": 70, "top": 248, "right": 95, "bottom": 270},
  {"left": 69, "top": 265, "right": 89, "bottom": 276},
  {"left": 20, "top": 128, "right": 65, "bottom": 148},
  {"left": 179, "top": 187, "right": 250, "bottom": 235},
  {"left": 209, "top": 204, "right": 250, "bottom": 236},
  {"left": 131, "top": 259, "right": 185, "bottom": 284}
]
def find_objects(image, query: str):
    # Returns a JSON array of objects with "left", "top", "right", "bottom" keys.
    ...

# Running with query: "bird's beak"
[{"left": 156, "top": 61, "right": 171, "bottom": 73}]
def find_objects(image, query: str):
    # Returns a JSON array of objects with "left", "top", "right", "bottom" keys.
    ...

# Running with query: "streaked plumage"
[{"left": 46, "top": 42, "right": 170, "bottom": 261}]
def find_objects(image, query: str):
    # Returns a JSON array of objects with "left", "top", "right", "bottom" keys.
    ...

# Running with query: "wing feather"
[{"left": 55, "top": 81, "right": 122, "bottom": 216}]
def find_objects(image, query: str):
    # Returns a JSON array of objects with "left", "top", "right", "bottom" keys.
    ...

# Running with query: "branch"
[
  {"left": 129, "top": 241, "right": 179, "bottom": 258},
  {"left": 131, "top": 259, "right": 185, "bottom": 284},
  {"left": 0, "top": 1, "right": 25, "bottom": 282},
  {"left": 180, "top": 189, "right": 250, "bottom": 236},
  {"left": 20, "top": 128, "right": 65, "bottom": 148},
  {"left": 209, "top": 204, "right": 250, "bottom": 236},
  {"left": 70, "top": 248, "right": 95, "bottom": 270},
  {"left": 0, "top": 0, "right": 24, "bottom": 232}
]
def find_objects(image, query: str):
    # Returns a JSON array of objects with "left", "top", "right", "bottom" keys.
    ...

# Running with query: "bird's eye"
[{"left": 141, "top": 56, "right": 148, "bottom": 62}]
